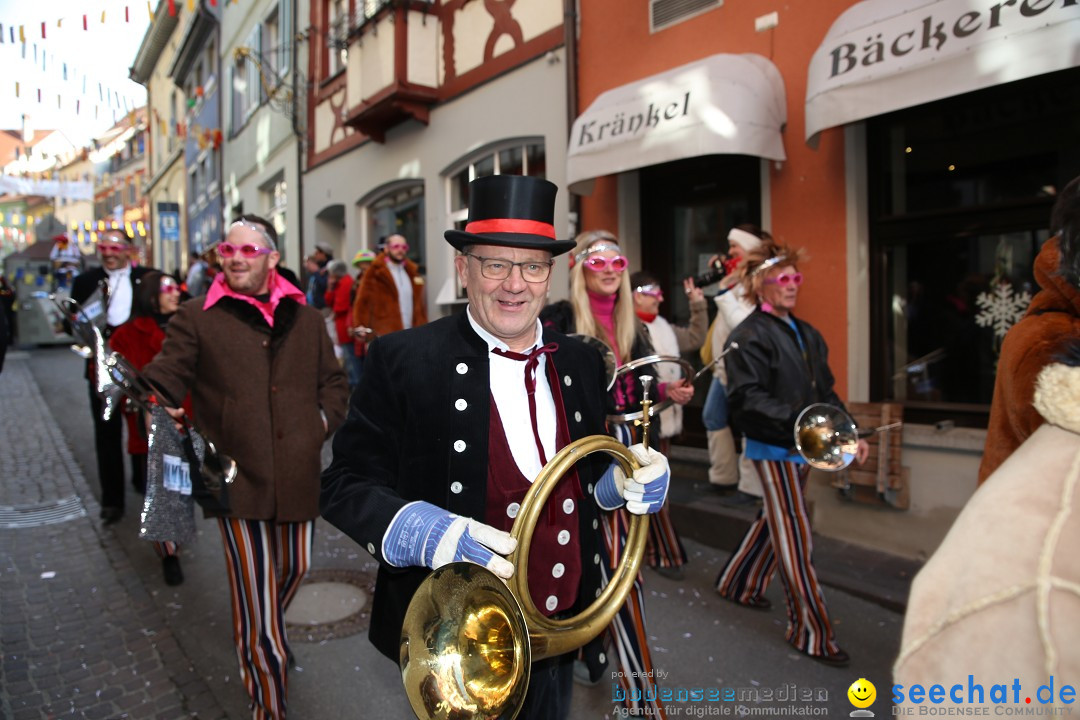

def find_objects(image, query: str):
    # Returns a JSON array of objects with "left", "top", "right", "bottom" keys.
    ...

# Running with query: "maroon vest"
[{"left": 485, "top": 361, "right": 583, "bottom": 617}]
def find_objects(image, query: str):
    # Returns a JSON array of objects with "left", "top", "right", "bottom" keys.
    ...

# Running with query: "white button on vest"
[
  {"left": 574, "top": 411, "right": 582, "bottom": 423},
  {"left": 366, "top": 543, "right": 376, "bottom": 556},
  {"left": 587, "top": 483, "right": 594, "bottom": 494},
  {"left": 563, "top": 375, "right": 572, "bottom": 387},
  {"left": 450, "top": 481, "right": 463, "bottom": 494},
  {"left": 552, "top": 563, "right": 565, "bottom": 578},
  {"left": 557, "top": 529, "right": 570, "bottom": 545},
  {"left": 455, "top": 399, "right": 468, "bottom": 411},
  {"left": 453, "top": 440, "right": 466, "bottom": 452},
  {"left": 545, "top": 595, "right": 559, "bottom": 612},
  {"left": 456, "top": 363, "right": 469, "bottom": 374},
  {"left": 506, "top": 502, "right": 520, "bottom": 519},
  {"left": 592, "top": 519, "right": 599, "bottom": 530},
  {"left": 593, "top": 553, "right": 601, "bottom": 565},
  {"left": 595, "top": 588, "right": 602, "bottom": 598},
  {"left": 599, "top": 652, "right": 607, "bottom": 663},
  {"left": 562, "top": 498, "right": 575, "bottom": 514}
]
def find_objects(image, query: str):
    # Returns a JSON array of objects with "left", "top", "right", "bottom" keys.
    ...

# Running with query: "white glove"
[
  {"left": 381, "top": 501, "right": 517, "bottom": 579},
  {"left": 594, "top": 443, "right": 671, "bottom": 515}
]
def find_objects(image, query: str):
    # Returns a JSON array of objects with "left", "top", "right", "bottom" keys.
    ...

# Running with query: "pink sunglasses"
[
  {"left": 159, "top": 278, "right": 181, "bottom": 293},
  {"left": 218, "top": 242, "right": 273, "bottom": 259},
  {"left": 584, "top": 255, "right": 628, "bottom": 273},
  {"left": 764, "top": 272, "right": 803, "bottom": 287},
  {"left": 634, "top": 284, "right": 663, "bottom": 300}
]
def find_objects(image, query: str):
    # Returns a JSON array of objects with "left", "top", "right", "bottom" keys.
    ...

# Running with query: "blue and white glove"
[
  {"left": 594, "top": 443, "right": 670, "bottom": 515},
  {"left": 381, "top": 501, "right": 517, "bottom": 579}
]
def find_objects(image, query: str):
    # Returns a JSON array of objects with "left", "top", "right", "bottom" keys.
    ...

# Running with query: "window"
[
  {"left": 368, "top": 182, "right": 425, "bottom": 269},
  {"left": 169, "top": 91, "right": 178, "bottom": 153},
  {"left": 446, "top": 139, "right": 546, "bottom": 229},
  {"left": 266, "top": 178, "right": 287, "bottom": 254},
  {"left": 231, "top": 26, "right": 263, "bottom": 131},
  {"left": 326, "top": 0, "right": 348, "bottom": 77},
  {"left": 868, "top": 67, "right": 1080, "bottom": 426},
  {"left": 263, "top": 1, "right": 291, "bottom": 79}
]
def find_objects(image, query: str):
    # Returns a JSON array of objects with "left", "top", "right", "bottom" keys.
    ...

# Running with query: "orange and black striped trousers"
[
  {"left": 715, "top": 460, "right": 841, "bottom": 658},
  {"left": 218, "top": 517, "right": 314, "bottom": 720}
]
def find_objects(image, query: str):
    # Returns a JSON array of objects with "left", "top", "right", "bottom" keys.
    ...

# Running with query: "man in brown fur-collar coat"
[
  {"left": 143, "top": 214, "right": 348, "bottom": 719},
  {"left": 350, "top": 234, "right": 427, "bottom": 342}
]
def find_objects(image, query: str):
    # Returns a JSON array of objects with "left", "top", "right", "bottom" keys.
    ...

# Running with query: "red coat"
[
  {"left": 324, "top": 274, "right": 354, "bottom": 344},
  {"left": 109, "top": 316, "right": 193, "bottom": 455}
]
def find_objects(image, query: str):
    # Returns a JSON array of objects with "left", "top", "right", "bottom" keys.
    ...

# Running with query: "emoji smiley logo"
[{"left": 848, "top": 678, "right": 876, "bottom": 709}]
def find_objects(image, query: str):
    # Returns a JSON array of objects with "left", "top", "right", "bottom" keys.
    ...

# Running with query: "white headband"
[
  {"left": 728, "top": 228, "right": 763, "bottom": 252},
  {"left": 750, "top": 256, "right": 784, "bottom": 277},
  {"left": 574, "top": 241, "right": 621, "bottom": 264},
  {"left": 229, "top": 220, "right": 277, "bottom": 250}
]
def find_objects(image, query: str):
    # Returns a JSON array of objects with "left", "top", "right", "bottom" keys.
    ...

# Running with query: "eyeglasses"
[
  {"left": 98, "top": 242, "right": 129, "bottom": 253},
  {"left": 217, "top": 242, "right": 273, "bottom": 259},
  {"left": 387, "top": 243, "right": 410, "bottom": 252},
  {"left": 159, "top": 279, "right": 181, "bottom": 294},
  {"left": 466, "top": 253, "right": 553, "bottom": 283},
  {"left": 634, "top": 284, "right": 663, "bottom": 299},
  {"left": 583, "top": 255, "right": 628, "bottom": 273},
  {"left": 764, "top": 272, "right": 803, "bottom": 287}
]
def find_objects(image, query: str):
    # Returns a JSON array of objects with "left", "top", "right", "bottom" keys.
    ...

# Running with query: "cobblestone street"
[
  {"left": 0, "top": 353, "right": 227, "bottom": 719},
  {"left": 2, "top": 348, "right": 907, "bottom": 719}
]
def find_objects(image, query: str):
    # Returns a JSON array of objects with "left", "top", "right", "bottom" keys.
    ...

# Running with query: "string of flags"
[{"left": 0, "top": 0, "right": 251, "bottom": 121}]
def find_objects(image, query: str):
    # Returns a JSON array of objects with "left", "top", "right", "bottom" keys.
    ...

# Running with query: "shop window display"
[{"left": 868, "top": 67, "right": 1080, "bottom": 426}]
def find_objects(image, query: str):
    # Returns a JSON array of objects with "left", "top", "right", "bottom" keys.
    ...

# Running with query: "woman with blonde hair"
[
  {"left": 715, "top": 242, "right": 868, "bottom": 667},
  {"left": 541, "top": 229, "right": 692, "bottom": 718}
]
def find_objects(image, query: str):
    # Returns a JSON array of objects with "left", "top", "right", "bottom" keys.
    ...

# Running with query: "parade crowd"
[{"left": 22, "top": 173, "right": 1080, "bottom": 719}]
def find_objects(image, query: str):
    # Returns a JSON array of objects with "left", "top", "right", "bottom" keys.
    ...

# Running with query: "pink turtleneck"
[{"left": 587, "top": 289, "right": 621, "bottom": 364}]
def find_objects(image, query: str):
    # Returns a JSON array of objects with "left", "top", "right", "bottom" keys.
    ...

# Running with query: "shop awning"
[
  {"left": 805, "top": 0, "right": 1080, "bottom": 141},
  {"left": 566, "top": 54, "right": 787, "bottom": 194}
]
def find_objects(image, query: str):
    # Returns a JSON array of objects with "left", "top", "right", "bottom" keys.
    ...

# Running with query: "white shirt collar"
[
  {"left": 105, "top": 264, "right": 131, "bottom": 279},
  {"left": 465, "top": 306, "right": 544, "bottom": 354}
]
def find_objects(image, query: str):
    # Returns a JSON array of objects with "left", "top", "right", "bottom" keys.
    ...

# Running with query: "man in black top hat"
[
  {"left": 71, "top": 228, "right": 155, "bottom": 524},
  {"left": 321, "top": 175, "right": 672, "bottom": 719}
]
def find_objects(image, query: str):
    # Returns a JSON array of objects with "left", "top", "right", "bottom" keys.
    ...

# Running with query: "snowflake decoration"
[{"left": 975, "top": 281, "right": 1031, "bottom": 338}]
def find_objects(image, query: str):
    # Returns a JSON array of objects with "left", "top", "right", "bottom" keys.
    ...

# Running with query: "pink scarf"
[{"left": 203, "top": 270, "right": 306, "bottom": 327}]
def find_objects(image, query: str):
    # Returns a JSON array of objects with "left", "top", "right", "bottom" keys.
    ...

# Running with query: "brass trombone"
[{"left": 399, "top": 376, "right": 660, "bottom": 720}]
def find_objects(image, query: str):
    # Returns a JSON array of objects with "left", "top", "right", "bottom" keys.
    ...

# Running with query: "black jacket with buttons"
[
  {"left": 724, "top": 309, "right": 847, "bottom": 449},
  {"left": 320, "top": 311, "right": 610, "bottom": 661}
]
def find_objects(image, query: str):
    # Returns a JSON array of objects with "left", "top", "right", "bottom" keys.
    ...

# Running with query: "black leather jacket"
[{"left": 724, "top": 309, "right": 846, "bottom": 449}]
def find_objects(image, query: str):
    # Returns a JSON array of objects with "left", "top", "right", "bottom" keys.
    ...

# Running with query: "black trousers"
[
  {"left": 518, "top": 653, "right": 574, "bottom": 720},
  {"left": 88, "top": 385, "right": 127, "bottom": 511}
]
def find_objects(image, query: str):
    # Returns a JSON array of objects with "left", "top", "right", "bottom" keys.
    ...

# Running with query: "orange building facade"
[{"left": 572, "top": 0, "right": 1080, "bottom": 557}]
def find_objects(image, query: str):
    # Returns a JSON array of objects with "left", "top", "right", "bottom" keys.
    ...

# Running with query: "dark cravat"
[{"left": 492, "top": 342, "right": 559, "bottom": 464}]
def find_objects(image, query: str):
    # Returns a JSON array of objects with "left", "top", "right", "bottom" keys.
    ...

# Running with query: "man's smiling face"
[{"left": 455, "top": 244, "right": 552, "bottom": 352}]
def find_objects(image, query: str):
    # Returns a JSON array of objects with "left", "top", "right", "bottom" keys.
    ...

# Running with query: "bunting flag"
[
  {"left": 147, "top": 2, "right": 154, "bottom": 21},
  {"left": 83, "top": 14, "right": 87, "bottom": 31},
  {"left": 40, "top": 21, "right": 45, "bottom": 39},
  {"left": 0, "top": 23, "right": 4, "bottom": 43},
  {"left": 168, "top": 0, "right": 176, "bottom": 17},
  {"left": 125, "top": 6, "right": 130, "bottom": 23}
]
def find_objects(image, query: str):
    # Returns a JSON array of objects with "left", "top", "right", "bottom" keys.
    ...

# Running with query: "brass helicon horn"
[{"left": 399, "top": 374, "right": 660, "bottom": 720}]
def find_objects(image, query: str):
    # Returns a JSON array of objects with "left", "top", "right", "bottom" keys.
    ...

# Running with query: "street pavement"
[{"left": 2, "top": 345, "right": 908, "bottom": 719}]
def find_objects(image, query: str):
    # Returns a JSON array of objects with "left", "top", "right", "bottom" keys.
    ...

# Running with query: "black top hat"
[{"left": 444, "top": 175, "right": 575, "bottom": 256}]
